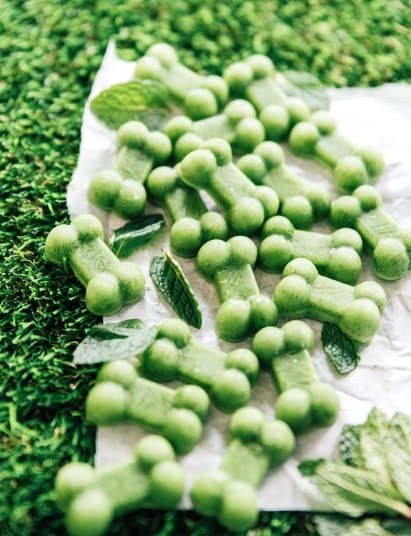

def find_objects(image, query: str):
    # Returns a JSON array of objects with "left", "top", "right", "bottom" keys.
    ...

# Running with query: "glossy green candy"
[
  {"left": 86, "top": 358, "right": 210, "bottom": 455},
  {"left": 258, "top": 215, "right": 363, "bottom": 284},
  {"left": 252, "top": 320, "right": 340, "bottom": 433},
  {"left": 178, "top": 138, "right": 279, "bottom": 236},
  {"left": 140, "top": 318, "right": 259, "bottom": 413},
  {"left": 196, "top": 236, "right": 278, "bottom": 342},
  {"left": 134, "top": 42, "right": 228, "bottom": 119},
  {"left": 273, "top": 258, "right": 386, "bottom": 343},
  {"left": 146, "top": 165, "right": 228, "bottom": 257},
  {"left": 238, "top": 141, "right": 331, "bottom": 229},
  {"left": 55, "top": 435, "right": 184, "bottom": 536},
  {"left": 289, "top": 110, "right": 385, "bottom": 193},
  {"left": 88, "top": 120, "right": 172, "bottom": 220},
  {"left": 44, "top": 214, "right": 145, "bottom": 316},
  {"left": 330, "top": 184, "right": 411, "bottom": 281},
  {"left": 190, "top": 406, "right": 295, "bottom": 533}
]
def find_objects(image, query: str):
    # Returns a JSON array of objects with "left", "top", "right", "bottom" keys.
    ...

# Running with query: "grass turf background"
[{"left": 1, "top": 0, "right": 410, "bottom": 534}]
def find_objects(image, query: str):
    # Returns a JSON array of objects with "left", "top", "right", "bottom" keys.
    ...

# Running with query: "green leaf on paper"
[
  {"left": 321, "top": 322, "right": 361, "bottom": 374},
  {"left": 90, "top": 80, "right": 170, "bottom": 130},
  {"left": 73, "top": 318, "right": 158, "bottom": 364},
  {"left": 150, "top": 249, "right": 202, "bottom": 329},
  {"left": 110, "top": 213, "right": 166, "bottom": 258},
  {"left": 276, "top": 70, "right": 330, "bottom": 110}
]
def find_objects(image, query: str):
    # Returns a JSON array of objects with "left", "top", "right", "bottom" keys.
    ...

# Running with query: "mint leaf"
[
  {"left": 150, "top": 249, "right": 202, "bottom": 329},
  {"left": 339, "top": 423, "right": 362, "bottom": 466},
  {"left": 90, "top": 80, "right": 170, "bottom": 130},
  {"left": 73, "top": 319, "right": 158, "bottom": 364},
  {"left": 276, "top": 70, "right": 330, "bottom": 110},
  {"left": 343, "top": 519, "right": 397, "bottom": 536},
  {"left": 298, "top": 458, "right": 325, "bottom": 477},
  {"left": 313, "top": 460, "right": 408, "bottom": 518},
  {"left": 314, "top": 515, "right": 396, "bottom": 536},
  {"left": 321, "top": 322, "right": 361, "bottom": 374},
  {"left": 386, "top": 420, "right": 411, "bottom": 503},
  {"left": 357, "top": 408, "right": 391, "bottom": 483},
  {"left": 110, "top": 213, "right": 166, "bottom": 258}
]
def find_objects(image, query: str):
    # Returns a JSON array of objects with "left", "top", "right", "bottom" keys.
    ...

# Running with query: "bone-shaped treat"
[
  {"left": 330, "top": 184, "right": 411, "bottom": 281},
  {"left": 87, "top": 120, "right": 172, "bottom": 220},
  {"left": 134, "top": 42, "right": 228, "bottom": 119},
  {"left": 288, "top": 110, "right": 385, "bottom": 193},
  {"left": 139, "top": 318, "right": 259, "bottom": 413},
  {"left": 252, "top": 320, "right": 340, "bottom": 432},
  {"left": 190, "top": 406, "right": 295, "bottom": 532},
  {"left": 258, "top": 215, "right": 363, "bottom": 284},
  {"left": 44, "top": 214, "right": 145, "bottom": 316},
  {"left": 146, "top": 165, "right": 228, "bottom": 257},
  {"left": 237, "top": 141, "right": 331, "bottom": 228},
  {"left": 55, "top": 435, "right": 184, "bottom": 536},
  {"left": 164, "top": 98, "right": 265, "bottom": 159},
  {"left": 273, "top": 258, "right": 386, "bottom": 343},
  {"left": 85, "top": 359, "right": 210, "bottom": 455},
  {"left": 223, "top": 54, "right": 313, "bottom": 142},
  {"left": 177, "top": 138, "right": 279, "bottom": 236},
  {"left": 196, "top": 236, "right": 278, "bottom": 342}
]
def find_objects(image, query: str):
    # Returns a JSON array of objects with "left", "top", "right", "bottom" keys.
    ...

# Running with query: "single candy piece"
[
  {"left": 273, "top": 258, "right": 386, "bottom": 343},
  {"left": 330, "top": 184, "right": 411, "bottom": 281},
  {"left": 190, "top": 406, "right": 295, "bottom": 533},
  {"left": 44, "top": 214, "right": 145, "bottom": 316},
  {"left": 178, "top": 138, "right": 279, "bottom": 236},
  {"left": 146, "top": 165, "right": 228, "bottom": 257},
  {"left": 139, "top": 318, "right": 259, "bottom": 413},
  {"left": 134, "top": 42, "right": 228, "bottom": 119},
  {"left": 258, "top": 215, "right": 363, "bottom": 284},
  {"left": 237, "top": 141, "right": 331, "bottom": 229},
  {"left": 85, "top": 359, "right": 210, "bottom": 455},
  {"left": 223, "top": 54, "right": 312, "bottom": 141},
  {"left": 164, "top": 98, "right": 265, "bottom": 159},
  {"left": 252, "top": 320, "right": 340, "bottom": 432},
  {"left": 55, "top": 434, "right": 184, "bottom": 536},
  {"left": 88, "top": 120, "right": 172, "bottom": 220},
  {"left": 288, "top": 110, "right": 385, "bottom": 193},
  {"left": 196, "top": 236, "right": 278, "bottom": 342}
]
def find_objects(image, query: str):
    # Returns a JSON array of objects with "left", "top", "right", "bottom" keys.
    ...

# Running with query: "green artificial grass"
[{"left": 0, "top": 0, "right": 410, "bottom": 535}]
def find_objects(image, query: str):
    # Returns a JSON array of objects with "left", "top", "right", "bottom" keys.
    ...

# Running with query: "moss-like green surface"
[{"left": 1, "top": 1, "right": 410, "bottom": 534}]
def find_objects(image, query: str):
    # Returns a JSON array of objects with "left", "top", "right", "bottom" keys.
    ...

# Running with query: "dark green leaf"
[
  {"left": 150, "top": 249, "right": 202, "bottom": 329},
  {"left": 298, "top": 458, "right": 325, "bottom": 477},
  {"left": 276, "top": 70, "right": 330, "bottom": 110},
  {"left": 111, "top": 213, "right": 166, "bottom": 258},
  {"left": 339, "top": 424, "right": 362, "bottom": 466},
  {"left": 73, "top": 319, "right": 158, "bottom": 364},
  {"left": 321, "top": 322, "right": 361, "bottom": 374},
  {"left": 90, "top": 80, "right": 170, "bottom": 130}
]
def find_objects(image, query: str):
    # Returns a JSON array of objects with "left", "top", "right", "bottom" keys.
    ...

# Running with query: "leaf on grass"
[
  {"left": 110, "top": 213, "right": 166, "bottom": 258},
  {"left": 321, "top": 322, "right": 361, "bottom": 374},
  {"left": 150, "top": 249, "right": 202, "bottom": 329},
  {"left": 90, "top": 80, "right": 170, "bottom": 130},
  {"left": 73, "top": 318, "right": 157, "bottom": 364},
  {"left": 276, "top": 70, "right": 330, "bottom": 110}
]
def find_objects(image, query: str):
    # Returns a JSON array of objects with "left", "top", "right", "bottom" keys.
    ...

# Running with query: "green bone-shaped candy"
[
  {"left": 146, "top": 165, "right": 228, "bottom": 257},
  {"left": 252, "top": 320, "right": 340, "bottom": 433},
  {"left": 196, "top": 236, "right": 278, "bottom": 342},
  {"left": 139, "top": 318, "right": 259, "bottom": 413},
  {"left": 44, "top": 214, "right": 145, "bottom": 316},
  {"left": 134, "top": 42, "right": 228, "bottom": 119},
  {"left": 88, "top": 120, "right": 172, "bottom": 220},
  {"left": 237, "top": 141, "right": 331, "bottom": 228},
  {"left": 190, "top": 406, "right": 295, "bottom": 533},
  {"left": 258, "top": 215, "right": 363, "bottom": 284},
  {"left": 178, "top": 138, "right": 280, "bottom": 236},
  {"left": 85, "top": 359, "right": 210, "bottom": 455},
  {"left": 273, "top": 258, "right": 386, "bottom": 343},
  {"left": 330, "top": 184, "right": 411, "bottom": 281},
  {"left": 55, "top": 435, "right": 184, "bottom": 536},
  {"left": 164, "top": 98, "right": 265, "bottom": 160},
  {"left": 223, "top": 54, "right": 313, "bottom": 142},
  {"left": 289, "top": 110, "right": 385, "bottom": 194}
]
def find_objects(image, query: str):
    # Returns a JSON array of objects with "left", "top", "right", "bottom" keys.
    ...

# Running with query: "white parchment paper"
[{"left": 67, "top": 41, "right": 411, "bottom": 511}]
